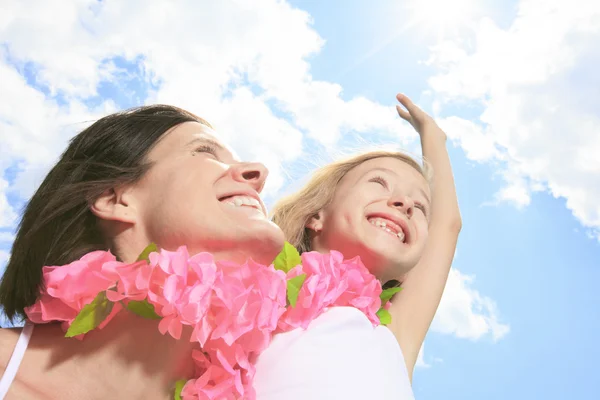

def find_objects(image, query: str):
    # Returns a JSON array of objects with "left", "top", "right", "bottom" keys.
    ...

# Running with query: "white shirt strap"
[{"left": 0, "top": 322, "right": 34, "bottom": 399}]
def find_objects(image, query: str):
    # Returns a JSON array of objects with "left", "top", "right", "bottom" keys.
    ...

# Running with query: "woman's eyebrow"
[{"left": 186, "top": 137, "right": 227, "bottom": 151}]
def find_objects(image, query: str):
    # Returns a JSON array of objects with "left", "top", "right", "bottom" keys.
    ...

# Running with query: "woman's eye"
[
  {"left": 368, "top": 176, "right": 388, "bottom": 188},
  {"left": 194, "top": 145, "right": 218, "bottom": 157}
]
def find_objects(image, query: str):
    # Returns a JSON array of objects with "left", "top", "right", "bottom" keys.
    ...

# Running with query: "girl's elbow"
[{"left": 452, "top": 216, "right": 462, "bottom": 232}]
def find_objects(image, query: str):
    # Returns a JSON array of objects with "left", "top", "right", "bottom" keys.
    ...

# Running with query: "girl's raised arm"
[{"left": 388, "top": 94, "right": 462, "bottom": 380}]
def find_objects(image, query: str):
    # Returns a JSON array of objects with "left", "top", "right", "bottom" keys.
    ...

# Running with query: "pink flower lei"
[{"left": 25, "top": 243, "right": 400, "bottom": 399}]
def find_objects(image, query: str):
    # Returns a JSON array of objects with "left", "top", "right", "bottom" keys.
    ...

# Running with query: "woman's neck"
[{"left": 22, "top": 312, "right": 197, "bottom": 399}]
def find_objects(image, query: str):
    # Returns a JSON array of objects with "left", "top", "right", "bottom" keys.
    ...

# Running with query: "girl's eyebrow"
[
  {"left": 359, "top": 166, "right": 397, "bottom": 179},
  {"left": 361, "top": 167, "right": 431, "bottom": 203}
]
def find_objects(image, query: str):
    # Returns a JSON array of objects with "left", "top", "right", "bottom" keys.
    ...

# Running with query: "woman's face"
[
  {"left": 310, "top": 157, "right": 430, "bottom": 282},
  {"left": 127, "top": 121, "right": 284, "bottom": 265}
]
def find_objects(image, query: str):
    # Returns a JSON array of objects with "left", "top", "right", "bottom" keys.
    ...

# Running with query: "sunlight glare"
[{"left": 403, "top": 0, "right": 483, "bottom": 38}]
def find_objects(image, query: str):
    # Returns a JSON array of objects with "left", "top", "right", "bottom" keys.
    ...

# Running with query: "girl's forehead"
[
  {"left": 347, "top": 157, "right": 421, "bottom": 180},
  {"left": 341, "top": 157, "right": 430, "bottom": 194}
]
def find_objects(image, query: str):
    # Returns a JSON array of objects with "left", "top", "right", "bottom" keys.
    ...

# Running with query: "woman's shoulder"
[
  {"left": 0, "top": 326, "right": 22, "bottom": 373},
  {"left": 254, "top": 306, "right": 414, "bottom": 400}
]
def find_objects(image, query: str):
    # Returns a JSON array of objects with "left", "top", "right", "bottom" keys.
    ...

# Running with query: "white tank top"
[
  {"left": 254, "top": 306, "right": 415, "bottom": 399},
  {"left": 0, "top": 322, "right": 34, "bottom": 400},
  {"left": 1, "top": 310, "right": 414, "bottom": 399}
]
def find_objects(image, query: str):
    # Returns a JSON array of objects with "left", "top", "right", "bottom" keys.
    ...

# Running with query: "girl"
[
  {"left": 0, "top": 103, "right": 422, "bottom": 399},
  {"left": 269, "top": 93, "right": 461, "bottom": 389}
]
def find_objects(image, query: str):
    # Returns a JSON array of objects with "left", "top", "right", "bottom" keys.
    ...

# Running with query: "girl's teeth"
[{"left": 369, "top": 217, "right": 406, "bottom": 243}]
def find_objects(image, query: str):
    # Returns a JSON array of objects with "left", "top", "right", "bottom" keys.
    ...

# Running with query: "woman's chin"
[{"left": 243, "top": 223, "right": 286, "bottom": 264}]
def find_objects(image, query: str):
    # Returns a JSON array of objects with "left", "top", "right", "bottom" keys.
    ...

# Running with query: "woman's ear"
[
  {"left": 90, "top": 187, "right": 137, "bottom": 225},
  {"left": 305, "top": 210, "right": 325, "bottom": 233}
]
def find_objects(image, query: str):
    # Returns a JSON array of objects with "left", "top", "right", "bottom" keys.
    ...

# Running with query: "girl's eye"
[
  {"left": 368, "top": 176, "right": 389, "bottom": 189},
  {"left": 415, "top": 202, "right": 428, "bottom": 217}
]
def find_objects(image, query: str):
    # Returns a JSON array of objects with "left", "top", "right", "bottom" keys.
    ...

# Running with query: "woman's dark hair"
[{"left": 0, "top": 105, "right": 210, "bottom": 322}]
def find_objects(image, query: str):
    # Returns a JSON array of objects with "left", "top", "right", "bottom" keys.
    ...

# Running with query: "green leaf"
[
  {"left": 273, "top": 242, "right": 301, "bottom": 273},
  {"left": 380, "top": 287, "right": 403, "bottom": 303},
  {"left": 126, "top": 299, "right": 161, "bottom": 320},
  {"left": 65, "top": 291, "right": 114, "bottom": 337},
  {"left": 286, "top": 273, "right": 307, "bottom": 307},
  {"left": 173, "top": 379, "right": 187, "bottom": 400},
  {"left": 137, "top": 242, "right": 158, "bottom": 262},
  {"left": 377, "top": 308, "right": 392, "bottom": 325}
]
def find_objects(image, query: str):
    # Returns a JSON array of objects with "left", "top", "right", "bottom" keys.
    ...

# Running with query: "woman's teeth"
[
  {"left": 368, "top": 218, "right": 406, "bottom": 242},
  {"left": 221, "top": 195, "right": 262, "bottom": 212}
]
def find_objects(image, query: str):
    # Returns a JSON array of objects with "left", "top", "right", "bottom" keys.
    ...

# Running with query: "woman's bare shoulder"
[
  {"left": 0, "top": 325, "right": 62, "bottom": 399},
  {"left": 0, "top": 326, "right": 22, "bottom": 366},
  {"left": 0, "top": 326, "right": 23, "bottom": 394}
]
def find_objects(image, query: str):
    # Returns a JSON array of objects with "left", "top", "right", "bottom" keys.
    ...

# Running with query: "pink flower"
[
  {"left": 26, "top": 295, "right": 77, "bottom": 324},
  {"left": 24, "top": 244, "right": 384, "bottom": 400},
  {"left": 280, "top": 251, "right": 383, "bottom": 330},
  {"left": 25, "top": 251, "right": 118, "bottom": 325},
  {"left": 102, "top": 260, "right": 148, "bottom": 302},
  {"left": 145, "top": 247, "right": 197, "bottom": 339},
  {"left": 208, "top": 259, "right": 287, "bottom": 348},
  {"left": 184, "top": 258, "right": 287, "bottom": 398}
]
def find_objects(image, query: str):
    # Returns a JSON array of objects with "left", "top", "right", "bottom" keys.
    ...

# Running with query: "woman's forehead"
[{"left": 151, "top": 121, "right": 238, "bottom": 160}]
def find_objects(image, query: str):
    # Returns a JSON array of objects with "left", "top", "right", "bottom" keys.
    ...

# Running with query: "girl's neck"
[{"left": 23, "top": 312, "right": 197, "bottom": 399}]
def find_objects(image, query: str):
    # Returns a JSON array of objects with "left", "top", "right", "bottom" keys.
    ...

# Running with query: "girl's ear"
[{"left": 305, "top": 210, "right": 325, "bottom": 233}]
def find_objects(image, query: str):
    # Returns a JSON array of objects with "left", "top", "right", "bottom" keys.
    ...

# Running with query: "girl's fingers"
[
  {"left": 396, "top": 93, "right": 416, "bottom": 111},
  {"left": 396, "top": 105, "right": 411, "bottom": 121},
  {"left": 396, "top": 93, "right": 414, "bottom": 111}
]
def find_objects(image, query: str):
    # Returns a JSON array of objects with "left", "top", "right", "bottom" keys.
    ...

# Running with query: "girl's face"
[
  {"left": 309, "top": 157, "right": 431, "bottom": 282},
  {"left": 124, "top": 121, "right": 285, "bottom": 264}
]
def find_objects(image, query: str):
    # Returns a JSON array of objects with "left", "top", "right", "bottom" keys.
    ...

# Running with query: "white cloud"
[
  {"left": 427, "top": 0, "right": 600, "bottom": 239},
  {"left": 0, "top": 0, "right": 418, "bottom": 206},
  {"left": 0, "top": 232, "right": 15, "bottom": 243},
  {"left": 415, "top": 253, "right": 507, "bottom": 367},
  {"left": 0, "top": 248, "right": 13, "bottom": 328},
  {"left": 0, "top": 250, "right": 8, "bottom": 264},
  {"left": 0, "top": 51, "right": 114, "bottom": 200},
  {"left": 432, "top": 269, "right": 510, "bottom": 341},
  {"left": 415, "top": 344, "right": 431, "bottom": 368},
  {"left": 0, "top": 250, "right": 9, "bottom": 277},
  {"left": 0, "top": 179, "right": 17, "bottom": 228},
  {"left": 0, "top": 0, "right": 509, "bottom": 343},
  {"left": 437, "top": 116, "right": 498, "bottom": 163}
]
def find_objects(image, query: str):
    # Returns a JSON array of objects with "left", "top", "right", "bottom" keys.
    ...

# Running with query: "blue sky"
[{"left": 1, "top": 0, "right": 599, "bottom": 399}]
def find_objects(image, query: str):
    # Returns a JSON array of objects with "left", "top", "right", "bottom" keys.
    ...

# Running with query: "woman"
[
  {"left": 0, "top": 105, "right": 288, "bottom": 399},
  {"left": 0, "top": 104, "right": 415, "bottom": 399},
  {"left": 268, "top": 94, "right": 461, "bottom": 389}
]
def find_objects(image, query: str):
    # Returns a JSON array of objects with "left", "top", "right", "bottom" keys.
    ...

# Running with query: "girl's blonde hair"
[{"left": 271, "top": 150, "right": 431, "bottom": 254}]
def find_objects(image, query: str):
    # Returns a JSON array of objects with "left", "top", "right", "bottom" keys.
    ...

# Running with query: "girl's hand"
[
  {"left": 396, "top": 93, "right": 447, "bottom": 141},
  {"left": 388, "top": 92, "right": 460, "bottom": 380}
]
